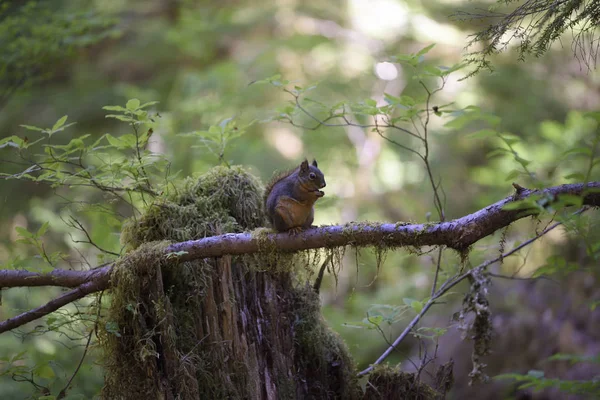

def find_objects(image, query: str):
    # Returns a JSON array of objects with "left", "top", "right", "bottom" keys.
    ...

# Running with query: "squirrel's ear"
[
  {"left": 300, "top": 159, "right": 309, "bottom": 172},
  {"left": 312, "top": 159, "right": 318, "bottom": 167}
]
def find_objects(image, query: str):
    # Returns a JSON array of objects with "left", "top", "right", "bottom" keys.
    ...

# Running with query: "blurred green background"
[{"left": 1, "top": 0, "right": 599, "bottom": 398}]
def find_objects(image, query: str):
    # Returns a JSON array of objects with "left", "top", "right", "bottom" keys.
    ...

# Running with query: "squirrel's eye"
[{"left": 309, "top": 172, "right": 316, "bottom": 180}]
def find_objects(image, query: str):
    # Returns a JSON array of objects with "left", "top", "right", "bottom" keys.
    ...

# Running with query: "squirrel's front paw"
[{"left": 288, "top": 227, "right": 303, "bottom": 235}]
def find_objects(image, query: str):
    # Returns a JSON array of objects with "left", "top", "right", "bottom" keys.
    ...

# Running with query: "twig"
[
  {"left": 57, "top": 291, "right": 103, "bottom": 399},
  {"left": 313, "top": 254, "right": 334, "bottom": 293},
  {"left": 65, "top": 216, "right": 120, "bottom": 256}
]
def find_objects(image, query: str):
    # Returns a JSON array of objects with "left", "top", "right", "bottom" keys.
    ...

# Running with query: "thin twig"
[{"left": 57, "top": 291, "right": 103, "bottom": 399}]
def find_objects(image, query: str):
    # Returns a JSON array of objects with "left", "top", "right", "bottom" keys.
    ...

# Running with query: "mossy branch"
[
  {"left": 168, "top": 182, "right": 600, "bottom": 258},
  {"left": 0, "top": 181, "right": 599, "bottom": 334}
]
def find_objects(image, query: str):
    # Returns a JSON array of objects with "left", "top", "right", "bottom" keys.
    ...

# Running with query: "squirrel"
[{"left": 264, "top": 159, "right": 326, "bottom": 234}]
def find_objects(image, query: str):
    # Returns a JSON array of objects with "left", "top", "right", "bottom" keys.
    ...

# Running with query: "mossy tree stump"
[
  {"left": 99, "top": 167, "right": 358, "bottom": 399},
  {"left": 99, "top": 166, "right": 446, "bottom": 399}
]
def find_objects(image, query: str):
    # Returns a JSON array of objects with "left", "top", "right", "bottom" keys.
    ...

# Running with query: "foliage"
[
  {"left": 496, "top": 368, "right": 600, "bottom": 397},
  {"left": 456, "top": 0, "right": 600, "bottom": 74},
  {"left": 0, "top": 0, "right": 118, "bottom": 104}
]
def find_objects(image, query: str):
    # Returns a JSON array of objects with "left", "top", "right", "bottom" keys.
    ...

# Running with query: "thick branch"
[
  {"left": 170, "top": 182, "right": 600, "bottom": 260},
  {"left": 0, "top": 182, "right": 598, "bottom": 334}
]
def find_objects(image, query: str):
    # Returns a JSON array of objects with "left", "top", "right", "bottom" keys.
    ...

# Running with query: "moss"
[
  {"left": 99, "top": 241, "right": 179, "bottom": 399},
  {"left": 363, "top": 365, "right": 440, "bottom": 400},
  {"left": 291, "top": 286, "right": 361, "bottom": 399},
  {"left": 102, "top": 166, "right": 268, "bottom": 399},
  {"left": 121, "top": 165, "right": 265, "bottom": 251}
]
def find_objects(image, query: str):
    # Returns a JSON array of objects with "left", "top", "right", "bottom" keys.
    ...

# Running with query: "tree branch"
[
  {"left": 169, "top": 182, "right": 600, "bottom": 260},
  {"left": 0, "top": 182, "right": 598, "bottom": 333},
  {"left": 0, "top": 279, "right": 107, "bottom": 334},
  {"left": 0, "top": 266, "right": 111, "bottom": 289}
]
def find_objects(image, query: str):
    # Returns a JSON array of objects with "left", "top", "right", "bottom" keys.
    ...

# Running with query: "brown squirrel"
[{"left": 264, "top": 159, "right": 326, "bottom": 233}]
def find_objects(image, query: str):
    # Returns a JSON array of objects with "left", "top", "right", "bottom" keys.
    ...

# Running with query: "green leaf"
[
  {"left": 527, "top": 370, "right": 545, "bottom": 379},
  {"left": 105, "top": 114, "right": 136, "bottom": 123},
  {"left": 20, "top": 124, "right": 44, "bottom": 132},
  {"left": 411, "top": 300, "right": 423, "bottom": 313},
  {"left": 9, "top": 350, "right": 27, "bottom": 363},
  {"left": 105, "top": 134, "right": 122, "bottom": 148},
  {"left": 505, "top": 170, "right": 521, "bottom": 181},
  {"left": 502, "top": 199, "right": 539, "bottom": 211},
  {"left": 0, "top": 136, "right": 25, "bottom": 149},
  {"left": 502, "top": 137, "right": 521, "bottom": 146},
  {"left": 15, "top": 226, "right": 35, "bottom": 239},
  {"left": 52, "top": 115, "right": 68, "bottom": 131},
  {"left": 365, "top": 315, "right": 383, "bottom": 326},
  {"left": 384, "top": 93, "right": 415, "bottom": 107},
  {"left": 102, "top": 105, "right": 128, "bottom": 112},
  {"left": 423, "top": 65, "right": 443, "bottom": 77},
  {"left": 445, "top": 108, "right": 500, "bottom": 130},
  {"left": 468, "top": 129, "right": 497, "bottom": 139},
  {"left": 416, "top": 43, "right": 436, "bottom": 56},
  {"left": 562, "top": 147, "right": 593, "bottom": 158},
  {"left": 37, "top": 222, "right": 49, "bottom": 237},
  {"left": 563, "top": 173, "right": 585, "bottom": 181},
  {"left": 487, "top": 148, "right": 509, "bottom": 158},
  {"left": 139, "top": 101, "right": 159, "bottom": 109},
  {"left": 35, "top": 363, "right": 55, "bottom": 379},
  {"left": 554, "top": 194, "right": 583, "bottom": 208},
  {"left": 515, "top": 155, "right": 531, "bottom": 167},
  {"left": 126, "top": 98, "right": 140, "bottom": 110},
  {"left": 583, "top": 111, "right": 600, "bottom": 122}
]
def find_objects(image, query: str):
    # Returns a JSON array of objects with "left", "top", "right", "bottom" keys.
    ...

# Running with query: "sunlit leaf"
[
  {"left": 52, "top": 115, "right": 68, "bottom": 131},
  {"left": 126, "top": 98, "right": 140, "bottom": 110}
]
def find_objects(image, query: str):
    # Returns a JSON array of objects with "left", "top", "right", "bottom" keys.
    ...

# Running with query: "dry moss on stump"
[{"left": 99, "top": 165, "right": 359, "bottom": 399}]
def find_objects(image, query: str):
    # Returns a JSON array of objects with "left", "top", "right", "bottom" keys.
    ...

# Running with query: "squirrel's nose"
[{"left": 321, "top": 181, "right": 326, "bottom": 188}]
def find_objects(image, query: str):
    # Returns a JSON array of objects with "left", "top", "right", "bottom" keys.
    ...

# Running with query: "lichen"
[{"left": 457, "top": 268, "right": 492, "bottom": 385}]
